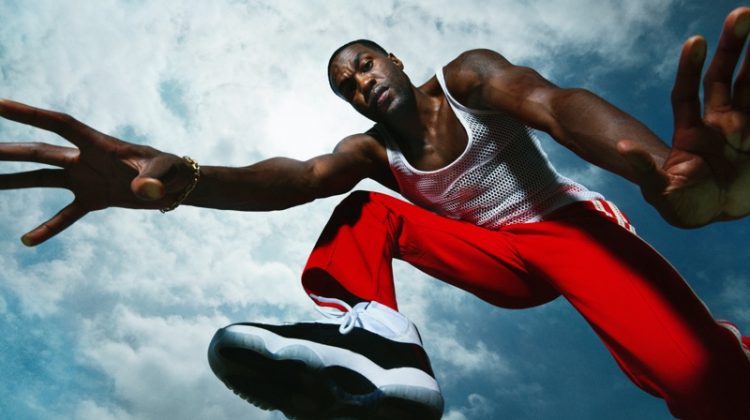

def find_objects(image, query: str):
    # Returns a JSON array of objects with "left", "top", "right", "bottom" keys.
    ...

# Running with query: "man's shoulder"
[
  {"left": 452, "top": 48, "right": 507, "bottom": 62},
  {"left": 334, "top": 128, "right": 387, "bottom": 155},
  {"left": 333, "top": 129, "right": 393, "bottom": 186},
  {"left": 439, "top": 50, "right": 506, "bottom": 103},
  {"left": 445, "top": 49, "right": 511, "bottom": 74}
]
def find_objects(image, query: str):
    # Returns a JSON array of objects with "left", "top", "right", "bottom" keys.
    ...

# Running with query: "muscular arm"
[
  {"left": 446, "top": 10, "right": 750, "bottom": 229},
  {"left": 445, "top": 49, "right": 668, "bottom": 184},
  {"left": 0, "top": 99, "right": 394, "bottom": 244},
  {"left": 186, "top": 135, "right": 395, "bottom": 211}
]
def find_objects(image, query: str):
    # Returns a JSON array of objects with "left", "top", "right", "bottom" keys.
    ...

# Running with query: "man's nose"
[{"left": 357, "top": 75, "right": 376, "bottom": 102}]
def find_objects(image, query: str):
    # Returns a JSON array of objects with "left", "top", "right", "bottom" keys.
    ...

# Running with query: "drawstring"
[{"left": 310, "top": 295, "right": 365, "bottom": 335}]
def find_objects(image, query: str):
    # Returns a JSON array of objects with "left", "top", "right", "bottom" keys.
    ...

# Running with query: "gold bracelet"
[{"left": 160, "top": 156, "right": 201, "bottom": 213}]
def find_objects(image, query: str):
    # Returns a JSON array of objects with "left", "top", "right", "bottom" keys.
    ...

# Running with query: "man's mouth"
[{"left": 371, "top": 85, "right": 390, "bottom": 110}]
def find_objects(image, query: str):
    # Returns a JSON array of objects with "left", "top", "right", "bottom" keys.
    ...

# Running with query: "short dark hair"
[{"left": 327, "top": 39, "right": 388, "bottom": 94}]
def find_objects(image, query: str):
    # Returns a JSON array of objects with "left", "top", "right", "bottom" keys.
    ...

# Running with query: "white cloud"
[
  {"left": 75, "top": 400, "right": 130, "bottom": 420},
  {"left": 443, "top": 409, "right": 470, "bottom": 420},
  {"left": 432, "top": 331, "right": 511, "bottom": 379},
  {"left": 443, "top": 392, "right": 497, "bottom": 420},
  {"left": 717, "top": 275, "right": 750, "bottom": 327},
  {"left": 76, "top": 305, "right": 280, "bottom": 420},
  {"left": 3, "top": 0, "right": 722, "bottom": 419}
]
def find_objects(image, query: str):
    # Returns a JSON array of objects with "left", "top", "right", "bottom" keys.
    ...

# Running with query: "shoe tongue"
[{"left": 357, "top": 301, "right": 409, "bottom": 339}]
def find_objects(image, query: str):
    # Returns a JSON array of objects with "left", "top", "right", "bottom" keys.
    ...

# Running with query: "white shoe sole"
[{"left": 208, "top": 324, "right": 444, "bottom": 419}]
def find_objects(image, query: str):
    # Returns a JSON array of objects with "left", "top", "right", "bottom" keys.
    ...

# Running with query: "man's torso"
[{"left": 365, "top": 64, "right": 602, "bottom": 228}]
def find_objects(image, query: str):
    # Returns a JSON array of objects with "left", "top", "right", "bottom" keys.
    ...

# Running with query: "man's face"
[{"left": 328, "top": 44, "right": 413, "bottom": 122}]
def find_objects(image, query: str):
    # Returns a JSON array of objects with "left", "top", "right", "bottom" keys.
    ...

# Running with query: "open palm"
[
  {"left": 619, "top": 7, "right": 750, "bottom": 227},
  {"left": 0, "top": 100, "right": 193, "bottom": 246}
]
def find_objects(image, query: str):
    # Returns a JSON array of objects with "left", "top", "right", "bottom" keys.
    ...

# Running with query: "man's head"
[
  {"left": 327, "top": 39, "right": 414, "bottom": 122},
  {"left": 327, "top": 39, "right": 387, "bottom": 92}
]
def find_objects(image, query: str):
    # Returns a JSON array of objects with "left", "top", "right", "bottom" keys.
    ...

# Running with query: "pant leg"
[
  {"left": 505, "top": 202, "right": 750, "bottom": 419},
  {"left": 302, "top": 190, "right": 559, "bottom": 310},
  {"left": 303, "top": 191, "right": 750, "bottom": 417}
]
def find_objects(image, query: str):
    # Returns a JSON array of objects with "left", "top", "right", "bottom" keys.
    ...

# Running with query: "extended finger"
[
  {"left": 672, "top": 36, "right": 707, "bottom": 130},
  {"left": 703, "top": 7, "right": 750, "bottom": 110},
  {"left": 21, "top": 201, "right": 87, "bottom": 246},
  {"left": 0, "top": 142, "right": 78, "bottom": 166},
  {"left": 0, "top": 169, "right": 67, "bottom": 189},
  {"left": 733, "top": 14, "right": 750, "bottom": 109},
  {"left": 0, "top": 99, "right": 94, "bottom": 147}
]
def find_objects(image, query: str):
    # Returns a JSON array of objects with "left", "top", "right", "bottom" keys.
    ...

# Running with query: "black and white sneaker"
[{"left": 207, "top": 297, "right": 444, "bottom": 419}]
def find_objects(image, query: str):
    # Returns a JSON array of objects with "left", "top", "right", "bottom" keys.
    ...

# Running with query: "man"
[{"left": 2, "top": 6, "right": 750, "bottom": 420}]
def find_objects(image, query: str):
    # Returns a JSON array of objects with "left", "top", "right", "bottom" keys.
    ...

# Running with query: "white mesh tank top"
[{"left": 377, "top": 67, "right": 603, "bottom": 229}]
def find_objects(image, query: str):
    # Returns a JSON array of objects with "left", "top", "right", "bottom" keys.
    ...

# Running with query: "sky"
[{"left": 1, "top": 0, "right": 749, "bottom": 419}]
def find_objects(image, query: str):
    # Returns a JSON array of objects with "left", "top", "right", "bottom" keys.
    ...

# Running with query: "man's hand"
[
  {"left": 618, "top": 7, "right": 750, "bottom": 227},
  {"left": 0, "top": 99, "right": 195, "bottom": 246}
]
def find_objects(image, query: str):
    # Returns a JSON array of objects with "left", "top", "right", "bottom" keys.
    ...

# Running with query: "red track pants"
[{"left": 301, "top": 191, "right": 750, "bottom": 419}]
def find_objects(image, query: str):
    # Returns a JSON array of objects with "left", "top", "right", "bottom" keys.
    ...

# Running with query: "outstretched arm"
[
  {"left": 184, "top": 136, "right": 394, "bottom": 211},
  {"left": 448, "top": 7, "right": 750, "bottom": 228},
  {"left": 444, "top": 51, "right": 669, "bottom": 184},
  {"left": 0, "top": 100, "right": 391, "bottom": 246},
  {"left": 619, "top": 8, "right": 750, "bottom": 226}
]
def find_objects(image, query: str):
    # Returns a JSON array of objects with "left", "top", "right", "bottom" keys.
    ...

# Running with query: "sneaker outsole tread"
[{"left": 209, "top": 328, "right": 442, "bottom": 420}]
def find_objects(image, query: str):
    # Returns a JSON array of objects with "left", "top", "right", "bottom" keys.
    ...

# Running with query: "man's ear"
[{"left": 388, "top": 53, "right": 404, "bottom": 70}]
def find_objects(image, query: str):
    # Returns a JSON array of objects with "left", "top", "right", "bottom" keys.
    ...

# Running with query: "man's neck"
[{"left": 383, "top": 85, "right": 444, "bottom": 151}]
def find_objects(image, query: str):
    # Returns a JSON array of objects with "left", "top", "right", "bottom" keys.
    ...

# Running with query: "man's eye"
[
  {"left": 363, "top": 60, "right": 373, "bottom": 71},
  {"left": 341, "top": 83, "right": 355, "bottom": 99}
]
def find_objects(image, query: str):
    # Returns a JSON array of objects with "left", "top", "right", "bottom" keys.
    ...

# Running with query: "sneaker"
[{"left": 207, "top": 297, "right": 444, "bottom": 419}]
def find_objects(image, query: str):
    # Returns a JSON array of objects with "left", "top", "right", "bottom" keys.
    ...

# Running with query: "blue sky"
[{"left": 1, "top": 1, "right": 749, "bottom": 419}]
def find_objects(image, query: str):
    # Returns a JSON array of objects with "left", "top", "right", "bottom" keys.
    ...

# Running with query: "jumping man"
[{"left": 2, "top": 7, "right": 750, "bottom": 420}]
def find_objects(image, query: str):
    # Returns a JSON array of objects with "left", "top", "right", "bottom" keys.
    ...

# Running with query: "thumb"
[
  {"left": 617, "top": 139, "right": 660, "bottom": 176},
  {"left": 131, "top": 175, "right": 165, "bottom": 201},
  {"left": 130, "top": 155, "right": 184, "bottom": 201},
  {"left": 617, "top": 139, "right": 670, "bottom": 197}
]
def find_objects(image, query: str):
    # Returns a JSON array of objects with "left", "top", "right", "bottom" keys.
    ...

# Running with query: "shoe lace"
[{"left": 310, "top": 295, "right": 364, "bottom": 335}]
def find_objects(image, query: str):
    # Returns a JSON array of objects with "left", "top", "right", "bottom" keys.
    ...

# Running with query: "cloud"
[
  {"left": 431, "top": 326, "right": 510, "bottom": 379},
  {"left": 443, "top": 392, "right": 498, "bottom": 420},
  {"left": 75, "top": 400, "right": 130, "bottom": 420},
  {"left": 442, "top": 410, "right": 469, "bottom": 420},
  {"left": 76, "top": 305, "right": 280, "bottom": 420},
  {"left": 3, "top": 1, "right": 736, "bottom": 419},
  {"left": 717, "top": 275, "right": 750, "bottom": 327}
]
